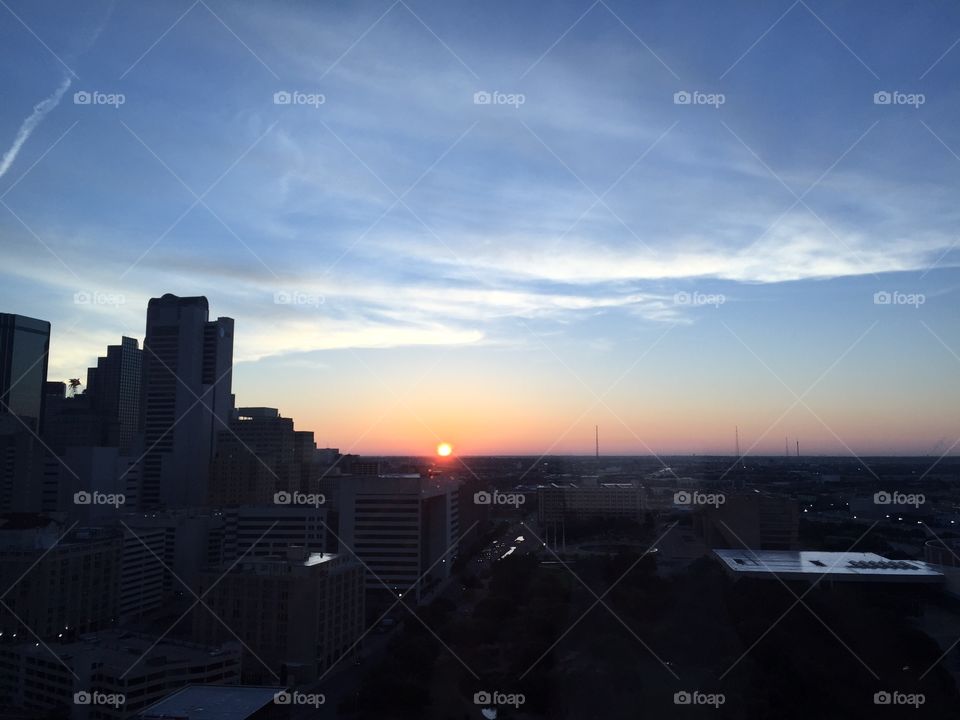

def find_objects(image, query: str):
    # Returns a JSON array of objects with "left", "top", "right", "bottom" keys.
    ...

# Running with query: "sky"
[{"left": 0, "top": 0, "right": 958, "bottom": 456}]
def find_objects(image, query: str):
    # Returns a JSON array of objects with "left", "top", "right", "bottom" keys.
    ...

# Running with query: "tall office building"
[
  {"left": 140, "top": 295, "right": 234, "bottom": 509},
  {"left": 86, "top": 336, "right": 142, "bottom": 453},
  {"left": 0, "top": 313, "right": 50, "bottom": 431}
]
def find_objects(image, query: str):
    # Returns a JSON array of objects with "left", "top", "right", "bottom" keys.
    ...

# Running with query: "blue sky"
[{"left": 1, "top": 0, "right": 959, "bottom": 455}]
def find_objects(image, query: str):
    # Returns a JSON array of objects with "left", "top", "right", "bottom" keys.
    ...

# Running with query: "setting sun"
[{"left": 436, "top": 442, "right": 453, "bottom": 457}]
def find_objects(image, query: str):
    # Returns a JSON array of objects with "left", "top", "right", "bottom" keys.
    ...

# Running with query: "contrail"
[{"left": 0, "top": 74, "right": 73, "bottom": 180}]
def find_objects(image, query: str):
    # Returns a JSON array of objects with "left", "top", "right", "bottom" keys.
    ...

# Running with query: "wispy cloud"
[{"left": 0, "top": 75, "right": 71, "bottom": 180}]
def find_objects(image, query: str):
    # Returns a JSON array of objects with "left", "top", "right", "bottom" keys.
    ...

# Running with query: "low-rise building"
[{"left": 0, "top": 631, "right": 240, "bottom": 719}]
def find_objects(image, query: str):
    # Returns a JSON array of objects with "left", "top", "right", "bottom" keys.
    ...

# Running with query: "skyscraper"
[
  {"left": 0, "top": 314, "right": 50, "bottom": 432},
  {"left": 140, "top": 295, "right": 234, "bottom": 509},
  {"left": 86, "top": 336, "right": 142, "bottom": 453}
]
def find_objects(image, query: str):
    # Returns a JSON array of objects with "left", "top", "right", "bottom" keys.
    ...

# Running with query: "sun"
[{"left": 436, "top": 442, "right": 453, "bottom": 457}]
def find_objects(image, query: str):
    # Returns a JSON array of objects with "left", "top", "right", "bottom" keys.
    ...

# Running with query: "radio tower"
[
  {"left": 796, "top": 440, "right": 800, "bottom": 458},
  {"left": 785, "top": 437, "right": 789, "bottom": 457},
  {"left": 595, "top": 425, "right": 599, "bottom": 458},
  {"left": 735, "top": 426, "right": 741, "bottom": 459}
]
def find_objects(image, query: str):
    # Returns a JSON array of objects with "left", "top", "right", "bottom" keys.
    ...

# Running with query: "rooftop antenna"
[
  {"left": 785, "top": 437, "right": 789, "bottom": 458},
  {"left": 595, "top": 425, "right": 599, "bottom": 459},
  {"left": 735, "top": 426, "right": 741, "bottom": 459},
  {"left": 796, "top": 440, "right": 800, "bottom": 458}
]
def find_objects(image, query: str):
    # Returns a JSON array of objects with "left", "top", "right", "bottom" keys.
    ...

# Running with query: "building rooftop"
[
  {"left": 13, "top": 631, "right": 238, "bottom": 673},
  {"left": 713, "top": 549, "right": 943, "bottom": 583},
  {"left": 137, "top": 684, "right": 278, "bottom": 720}
]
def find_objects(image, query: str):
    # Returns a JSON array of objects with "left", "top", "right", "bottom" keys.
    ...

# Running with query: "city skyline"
[{"left": 2, "top": 1, "right": 959, "bottom": 456}]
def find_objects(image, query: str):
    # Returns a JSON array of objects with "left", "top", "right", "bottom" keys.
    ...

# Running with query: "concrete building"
[
  {"left": 0, "top": 517, "right": 121, "bottom": 640},
  {"left": 696, "top": 492, "right": 799, "bottom": 551},
  {"left": 0, "top": 631, "right": 240, "bottom": 720},
  {"left": 337, "top": 475, "right": 460, "bottom": 603},
  {"left": 54, "top": 447, "right": 138, "bottom": 521},
  {"left": 141, "top": 295, "right": 234, "bottom": 509},
  {"left": 194, "top": 549, "right": 365, "bottom": 684},
  {"left": 119, "top": 524, "right": 167, "bottom": 623},
  {"left": 538, "top": 483, "right": 644, "bottom": 523},
  {"left": 219, "top": 505, "right": 332, "bottom": 565},
  {"left": 119, "top": 511, "right": 222, "bottom": 599},
  {"left": 208, "top": 407, "right": 317, "bottom": 507}
]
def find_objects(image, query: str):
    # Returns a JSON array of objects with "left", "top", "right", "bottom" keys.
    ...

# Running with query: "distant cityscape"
[{"left": 0, "top": 298, "right": 959, "bottom": 718}]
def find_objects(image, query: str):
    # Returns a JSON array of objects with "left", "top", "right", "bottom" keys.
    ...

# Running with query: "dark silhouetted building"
[
  {"left": 194, "top": 548, "right": 364, "bottom": 684},
  {"left": 0, "top": 517, "right": 120, "bottom": 640},
  {"left": 208, "top": 407, "right": 316, "bottom": 507},
  {"left": 86, "top": 336, "right": 142, "bottom": 453},
  {"left": 697, "top": 492, "right": 799, "bottom": 551},
  {"left": 0, "top": 631, "right": 241, "bottom": 719},
  {"left": 0, "top": 313, "right": 50, "bottom": 431},
  {"left": 141, "top": 295, "right": 234, "bottom": 509}
]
